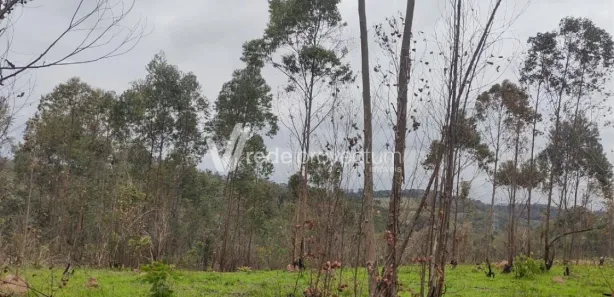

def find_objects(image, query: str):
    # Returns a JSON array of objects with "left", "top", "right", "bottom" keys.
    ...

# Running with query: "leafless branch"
[{"left": 0, "top": 0, "right": 147, "bottom": 86}]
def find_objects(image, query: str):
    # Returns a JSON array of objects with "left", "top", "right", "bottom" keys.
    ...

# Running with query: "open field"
[{"left": 7, "top": 264, "right": 614, "bottom": 297}]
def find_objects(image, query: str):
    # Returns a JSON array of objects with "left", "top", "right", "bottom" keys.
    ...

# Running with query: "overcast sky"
[{"left": 4, "top": 0, "right": 614, "bottom": 205}]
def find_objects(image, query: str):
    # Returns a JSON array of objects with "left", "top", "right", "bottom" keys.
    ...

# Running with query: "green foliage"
[
  {"left": 424, "top": 111, "right": 492, "bottom": 170},
  {"left": 244, "top": 0, "right": 353, "bottom": 101},
  {"left": 538, "top": 114, "right": 613, "bottom": 198},
  {"left": 237, "top": 266, "right": 252, "bottom": 273},
  {"left": 0, "top": 97, "right": 10, "bottom": 149},
  {"left": 513, "top": 255, "right": 543, "bottom": 279},
  {"left": 307, "top": 154, "right": 342, "bottom": 188},
  {"left": 207, "top": 66, "right": 278, "bottom": 144},
  {"left": 264, "top": 0, "right": 343, "bottom": 50},
  {"left": 140, "top": 261, "right": 176, "bottom": 297}
]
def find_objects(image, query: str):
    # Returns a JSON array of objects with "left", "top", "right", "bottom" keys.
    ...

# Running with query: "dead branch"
[
  {"left": 548, "top": 224, "right": 606, "bottom": 249},
  {"left": 0, "top": 0, "right": 146, "bottom": 86}
]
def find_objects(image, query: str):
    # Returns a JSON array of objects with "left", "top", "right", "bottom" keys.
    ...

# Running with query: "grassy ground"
[{"left": 9, "top": 264, "right": 614, "bottom": 297}]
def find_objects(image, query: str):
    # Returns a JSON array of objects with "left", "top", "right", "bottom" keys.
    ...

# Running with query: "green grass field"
[{"left": 10, "top": 264, "right": 614, "bottom": 297}]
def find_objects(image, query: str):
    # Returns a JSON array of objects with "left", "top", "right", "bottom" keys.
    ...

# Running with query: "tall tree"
[
  {"left": 524, "top": 17, "right": 614, "bottom": 264},
  {"left": 13, "top": 78, "right": 117, "bottom": 264},
  {"left": 538, "top": 114, "right": 613, "bottom": 260},
  {"left": 494, "top": 81, "right": 535, "bottom": 269},
  {"left": 429, "top": 0, "right": 504, "bottom": 295},
  {"left": 357, "top": 0, "right": 378, "bottom": 294},
  {"left": 374, "top": 0, "right": 415, "bottom": 296},
  {"left": 118, "top": 52, "right": 208, "bottom": 260},
  {"left": 519, "top": 32, "right": 553, "bottom": 254},
  {"left": 450, "top": 112, "right": 491, "bottom": 262},
  {"left": 475, "top": 81, "right": 511, "bottom": 260},
  {"left": 243, "top": 0, "right": 353, "bottom": 266},
  {"left": 208, "top": 63, "right": 278, "bottom": 271}
]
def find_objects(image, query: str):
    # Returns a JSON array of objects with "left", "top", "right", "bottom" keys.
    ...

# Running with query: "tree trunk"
[
  {"left": 429, "top": 0, "right": 502, "bottom": 294},
  {"left": 293, "top": 79, "right": 314, "bottom": 265},
  {"left": 374, "top": 1, "right": 415, "bottom": 296},
  {"left": 429, "top": 0, "right": 462, "bottom": 293},
  {"left": 427, "top": 170, "right": 441, "bottom": 286},
  {"left": 451, "top": 150, "right": 461, "bottom": 262},
  {"left": 508, "top": 127, "right": 521, "bottom": 267},
  {"left": 358, "top": 0, "right": 378, "bottom": 294},
  {"left": 526, "top": 83, "right": 541, "bottom": 257},
  {"left": 544, "top": 59, "right": 568, "bottom": 264},
  {"left": 486, "top": 125, "right": 501, "bottom": 261},
  {"left": 20, "top": 162, "right": 35, "bottom": 265}
]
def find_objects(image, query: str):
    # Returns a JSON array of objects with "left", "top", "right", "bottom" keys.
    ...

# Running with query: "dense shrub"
[
  {"left": 514, "top": 255, "right": 542, "bottom": 279},
  {"left": 140, "top": 261, "right": 176, "bottom": 297}
]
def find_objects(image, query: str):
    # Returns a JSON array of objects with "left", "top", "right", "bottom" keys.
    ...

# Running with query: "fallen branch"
[{"left": 548, "top": 224, "right": 606, "bottom": 249}]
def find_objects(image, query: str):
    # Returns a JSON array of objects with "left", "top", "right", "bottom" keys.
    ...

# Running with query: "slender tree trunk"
[
  {"left": 544, "top": 53, "right": 570, "bottom": 265},
  {"left": 427, "top": 170, "right": 441, "bottom": 285},
  {"left": 569, "top": 66, "right": 585, "bottom": 264},
  {"left": 508, "top": 128, "right": 521, "bottom": 267},
  {"left": 571, "top": 172, "right": 580, "bottom": 262},
  {"left": 451, "top": 150, "right": 461, "bottom": 262},
  {"left": 429, "top": 0, "right": 502, "bottom": 294},
  {"left": 293, "top": 82, "right": 314, "bottom": 265},
  {"left": 526, "top": 83, "right": 541, "bottom": 257},
  {"left": 429, "top": 0, "right": 462, "bottom": 293},
  {"left": 357, "top": 0, "right": 378, "bottom": 294},
  {"left": 486, "top": 128, "right": 502, "bottom": 260},
  {"left": 247, "top": 228, "right": 253, "bottom": 267},
  {"left": 219, "top": 168, "right": 240, "bottom": 271},
  {"left": 20, "top": 162, "right": 35, "bottom": 265},
  {"left": 374, "top": 1, "right": 415, "bottom": 296}
]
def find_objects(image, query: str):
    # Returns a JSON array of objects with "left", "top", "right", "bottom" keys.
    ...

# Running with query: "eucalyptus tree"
[
  {"left": 208, "top": 62, "right": 278, "bottom": 271},
  {"left": 242, "top": 0, "right": 353, "bottom": 265},
  {"left": 229, "top": 135, "right": 275, "bottom": 269},
  {"left": 118, "top": 53, "right": 208, "bottom": 260},
  {"left": 538, "top": 113, "right": 613, "bottom": 261},
  {"left": 501, "top": 81, "right": 535, "bottom": 268},
  {"left": 423, "top": 110, "right": 491, "bottom": 261},
  {"left": 449, "top": 112, "right": 491, "bottom": 262},
  {"left": 13, "top": 78, "right": 117, "bottom": 263},
  {"left": 475, "top": 82, "right": 509, "bottom": 260},
  {"left": 523, "top": 17, "right": 614, "bottom": 264},
  {"left": 520, "top": 31, "right": 557, "bottom": 255},
  {"left": 558, "top": 18, "right": 613, "bottom": 260}
]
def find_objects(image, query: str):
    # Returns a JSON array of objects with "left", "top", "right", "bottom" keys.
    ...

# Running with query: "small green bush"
[
  {"left": 514, "top": 255, "right": 542, "bottom": 279},
  {"left": 237, "top": 266, "right": 252, "bottom": 273},
  {"left": 140, "top": 261, "right": 176, "bottom": 297}
]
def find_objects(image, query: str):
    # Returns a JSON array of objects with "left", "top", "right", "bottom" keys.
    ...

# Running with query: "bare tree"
[
  {"left": 428, "top": 0, "right": 504, "bottom": 295},
  {"left": 374, "top": 1, "right": 415, "bottom": 297},
  {"left": 0, "top": 0, "right": 143, "bottom": 151},
  {"left": 357, "top": 0, "right": 378, "bottom": 295},
  {"left": 0, "top": 0, "right": 145, "bottom": 86}
]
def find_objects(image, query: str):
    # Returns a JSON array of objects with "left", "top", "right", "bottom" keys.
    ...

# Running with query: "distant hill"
[
  {"left": 341, "top": 187, "right": 607, "bottom": 235},
  {"left": 345, "top": 188, "right": 607, "bottom": 233}
]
